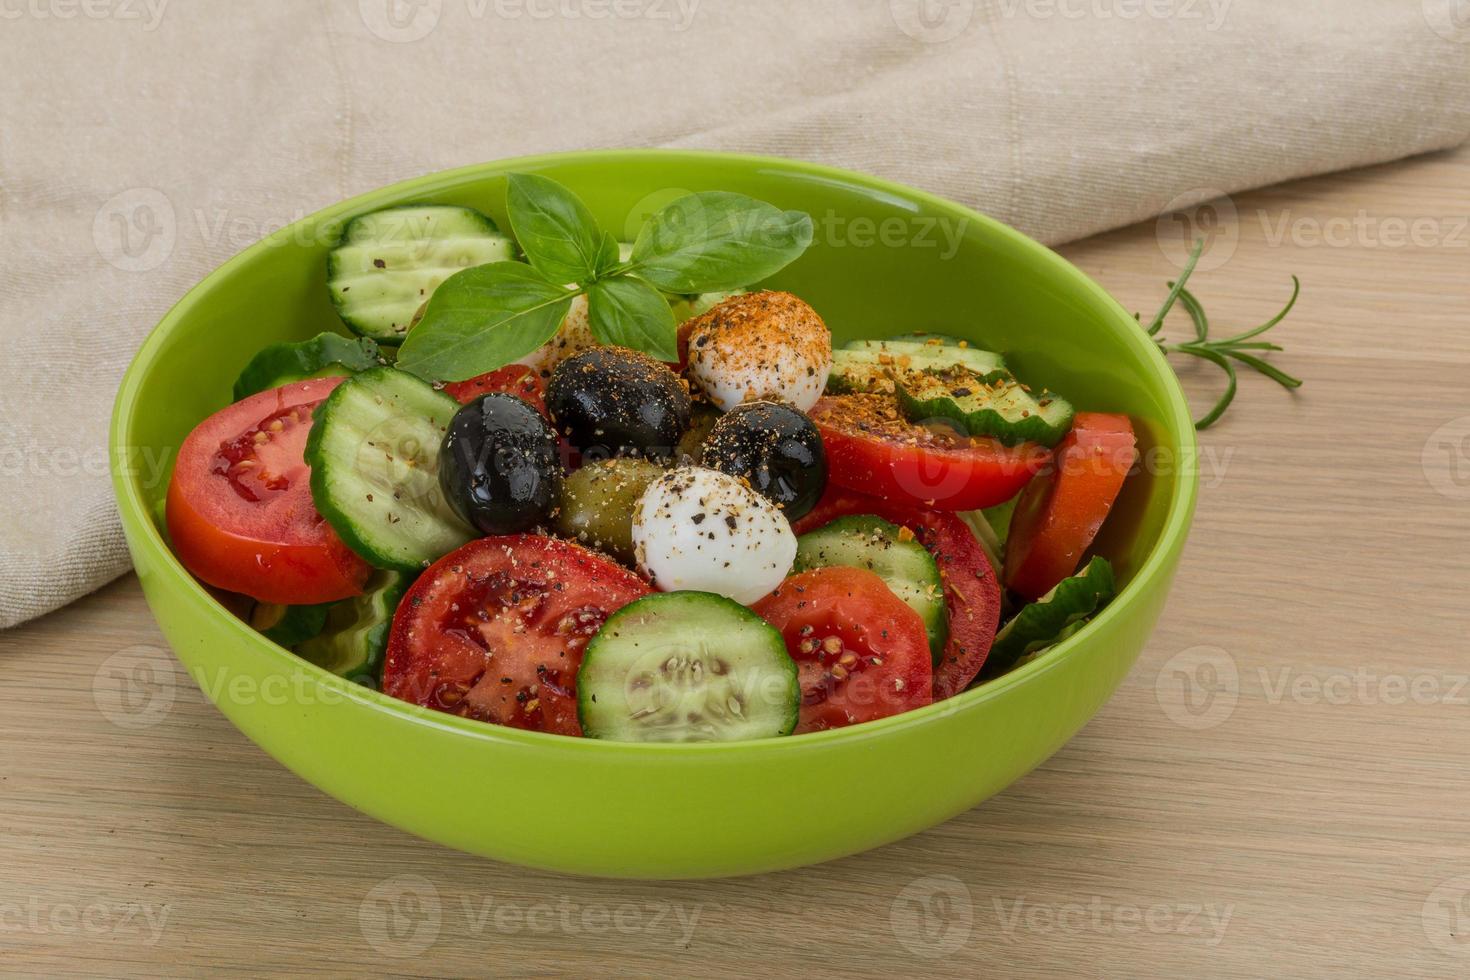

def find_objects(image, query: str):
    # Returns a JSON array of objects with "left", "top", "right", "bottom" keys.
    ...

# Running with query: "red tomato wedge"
[
  {"left": 166, "top": 377, "right": 371, "bottom": 605},
  {"left": 794, "top": 487, "right": 1002, "bottom": 700},
  {"left": 810, "top": 394, "right": 1049, "bottom": 511},
  {"left": 382, "top": 535, "right": 651, "bottom": 737},
  {"left": 443, "top": 364, "right": 548, "bottom": 416},
  {"left": 1004, "top": 412, "right": 1137, "bottom": 601},
  {"left": 752, "top": 567, "right": 932, "bottom": 733}
]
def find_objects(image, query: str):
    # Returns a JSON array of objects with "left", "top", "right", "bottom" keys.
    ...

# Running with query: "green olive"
[
  {"left": 675, "top": 404, "right": 720, "bottom": 465},
  {"left": 554, "top": 458, "right": 664, "bottom": 564}
]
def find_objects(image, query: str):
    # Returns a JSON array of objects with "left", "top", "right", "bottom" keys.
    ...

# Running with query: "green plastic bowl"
[{"left": 111, "top": 150, "right": 1197, "bottom": 879}]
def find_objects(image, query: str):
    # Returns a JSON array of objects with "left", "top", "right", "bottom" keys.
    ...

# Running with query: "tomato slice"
[
  {"left": 752, "top": 567, "right": 932, "bottom": 733},
  {"left": 793, "top": 486, "right": 1002, "bottom": 699},
  {"left": 1004, "top": 412, "right": 1136, "bottom": 601},
  {"left": 382, "top": 535, "right": 651, "bottom": 737},
  {"left": 810, "top": 394, "right": 1049, "bottom": 511},
  {"left": 443, "top": 364, "right": 548, "bottom": 416},
  {"left": 166, "top": 377, "right": 371, "bottom": 605}
]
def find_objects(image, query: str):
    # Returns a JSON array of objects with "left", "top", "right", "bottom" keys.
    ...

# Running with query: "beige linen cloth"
[{"left": 1, "top": 0, "right": 1467, "bottom": 629}]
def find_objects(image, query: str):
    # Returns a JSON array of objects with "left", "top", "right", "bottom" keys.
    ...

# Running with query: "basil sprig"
[{"left": 396, "top": 174, "right": 813, "bottom": 382}]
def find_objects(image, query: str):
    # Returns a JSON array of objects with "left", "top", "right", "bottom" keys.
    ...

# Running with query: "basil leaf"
[
  {"left": 507, "top": 172, "right": 617, "bottom": 284},
  {"left": 395, "top": 262, "right": 576, "bottom": 382},
  {"left": 630, "top": 191, "right": 814, "bottom": 293},
  {"left": 586, "top": 276, "right": 678, "bottom": 362}
]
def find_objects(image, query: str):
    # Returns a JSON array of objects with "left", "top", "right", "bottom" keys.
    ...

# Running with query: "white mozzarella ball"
[
  {"left": 516, "top": 294, "right": 597, "bottom": 376},
  {"left": 685, "top": 291, "right": 831, "bottom": 412},
  {"left": 632, "top": 467, "right": 796, "bottom": 605},
  {"left": 517, "top": 246, "right": 634, "bottom": 375}
]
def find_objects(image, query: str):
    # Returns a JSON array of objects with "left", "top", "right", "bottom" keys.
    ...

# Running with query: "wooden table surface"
[{"left": 4, "top": 143, "right": 1468, "bottom": 978}]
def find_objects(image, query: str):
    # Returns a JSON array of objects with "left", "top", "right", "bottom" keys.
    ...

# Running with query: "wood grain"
[{"left": 3, "top": 144, "right": 1468, "bottom": 978}]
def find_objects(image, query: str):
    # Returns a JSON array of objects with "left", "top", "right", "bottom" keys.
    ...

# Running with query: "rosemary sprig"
[{"left": 1143, "top": 239, "right": 1303, "bottom": 429}]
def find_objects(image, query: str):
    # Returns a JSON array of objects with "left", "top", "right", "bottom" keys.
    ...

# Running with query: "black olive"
[
  {"left": 439, "top": 394, "right": 561, "bottom": 535},
  {"left": 701, "top": 401, "right": 827, "bottom": 520},
  {"left": 546, "top": 347, "right": 691, "bottom": 461}
]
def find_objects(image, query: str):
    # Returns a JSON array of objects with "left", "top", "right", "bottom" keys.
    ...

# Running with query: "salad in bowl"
[{"left": 162, "top": 175, "right": 1136, "bottom": 744}]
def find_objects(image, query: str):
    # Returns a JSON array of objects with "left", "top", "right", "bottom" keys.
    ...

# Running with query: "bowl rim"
[{"left": 110, "top": 147, "right": 1199, "bottom": 755}]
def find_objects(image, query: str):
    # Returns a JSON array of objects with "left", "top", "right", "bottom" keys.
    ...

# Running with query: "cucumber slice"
[
  {"left": 251, "top": 602, "right": 331, "bottom": 647},
  {"left": 578, "top": 592, "right": 799, "bottom": 743},
  {"left": 327, "top": 205, "right": 517, "bottom": 343},
  {"left": 233, "top": 333, "right": 382, "bottom": 400},
  {"left": 825, "top": 349, "right": 892, "bottom": 394},
  {"left": 295, "top": 569, "right": 411, "bottom": 684},
  {"left": 895, "top": 366, "right": 1074, "bottom": 448},
  {"left": 897, "top": 332, "right": 968, "bottom": 345},
  {"left": 982, "top": 557, "right": 1114, "bottom": 678},
  {"left": 305, "top": 367, "right": 474, "bottom": 571},
  {"left": 842, "top": 338, "right": 1008, "bottom": 375},
  {"left": 794, "top": 515, "right": 948, "bottom": 664},
  {"left": 828, "top": 342, "right": 1008, "bottom": 395}
]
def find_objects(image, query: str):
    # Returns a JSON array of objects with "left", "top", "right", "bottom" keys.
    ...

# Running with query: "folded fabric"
[{"left": 1, "top": 0, "right": 1466, "bottom": 628}]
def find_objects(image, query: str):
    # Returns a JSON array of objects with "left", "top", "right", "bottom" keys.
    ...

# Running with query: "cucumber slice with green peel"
[
  {"left": 327, "top": 205, "right": 518, "bottom": 343},
  {"left": 305, "top": 367, "right": 474, "bottom": 571},
  {"left": 233, "top": 333, "right": 382, "bottom": 400},
  {"left": 897, "top": 332, "right": 968, "bottom": 345},
  {"left": 895, "top": 365, "right": 1074, "bottom": 447},
  {"left": 578, "top": 592, "right": 799, "bottom": 743},
  {"left": 794, "top": 515, "right": 948, "bottom": 664},
  {"left": 825, "top": 350, "right": 886, "bottom": 394},
  {"left": 251, "top": 602, "right": 331, "bottom": 647},
  {"left": 828, "top": 343, "right": 1009, "bottom": 395},
  {"left": 842, "top": 338, "right": 1008, "bottom": 376},
  {"left": 295, "top": 569, "right": 412, "bottom": 684},
  {"left": 982, "top": 557, "right": 1114, "bottom": 678}
]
